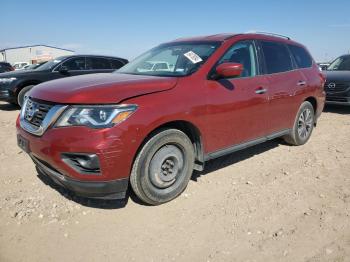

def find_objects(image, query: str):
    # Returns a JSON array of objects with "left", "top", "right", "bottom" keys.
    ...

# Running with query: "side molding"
[{"left": 205, "top": 129, "right": 291, "bottom": 161}]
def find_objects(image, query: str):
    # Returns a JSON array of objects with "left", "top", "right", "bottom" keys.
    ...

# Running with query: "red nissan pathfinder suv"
[{"left": 16, "top": 33, "right": 325, "bottom": 205}]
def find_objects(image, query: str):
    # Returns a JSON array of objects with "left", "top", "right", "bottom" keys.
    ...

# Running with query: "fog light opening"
[{"left": 61, "top": 153, "right": 101, "bottom": 175}]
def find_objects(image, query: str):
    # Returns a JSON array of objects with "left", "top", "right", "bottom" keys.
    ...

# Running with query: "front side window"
[
  {"left": 60, "top": 57, "right": 86, "bottom": 71},
  {"left": 327, "top": 55, "right": 350, "bottom": 71},
  {"left": 260, "top": 41, "right": 293, "bottom": 74},
  {"left": 217, "top": 41, "right": 257, "bottom": 77},
  {"left": 288, "top": 45, "right": 312, "bottom": 69},
  {"left": 36, "top": 57, "right": 66, "bottom": 71},
  {"left": 117, "top": 42, "right": 220, "bottom": 77}
]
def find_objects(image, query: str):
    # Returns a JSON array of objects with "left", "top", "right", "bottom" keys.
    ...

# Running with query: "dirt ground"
[{"left": 0, "top": 102, "right": 349, "bottom": 262}]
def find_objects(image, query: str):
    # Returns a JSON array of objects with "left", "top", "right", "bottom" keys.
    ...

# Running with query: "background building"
[{"left": 0, "top": 45, "right": 74, "bottom": 65}]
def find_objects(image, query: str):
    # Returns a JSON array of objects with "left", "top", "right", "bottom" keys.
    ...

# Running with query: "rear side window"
[
  {"left": 288, "top": 45, "right": 312, "bottom": 68},
  {"left": 260, "top": 41, "right": 293, "bottom": 74},
  {"left": 86, "top": 58, "right": 111, "bottom": 70}
]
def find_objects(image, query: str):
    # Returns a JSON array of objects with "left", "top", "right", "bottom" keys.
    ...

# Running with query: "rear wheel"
[
  {"left": 284, "top": 101, "right": 315, "bottom": 146},
  {"left": 17, "top": 85, "right": 34, "bottom": 107},
  {"left": 130, "top": 129, "right": 195, "bottom": 205}
]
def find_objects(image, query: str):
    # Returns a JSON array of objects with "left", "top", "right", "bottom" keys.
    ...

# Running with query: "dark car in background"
[
  {"left": 324, "top": 54, "right": 350, "bottom": 105},
  {"left": 0, "top": 62, "right": 15, "bottom": 73},
  {"left": 0, "top": 55, "right": 128, "bottom": 106}
]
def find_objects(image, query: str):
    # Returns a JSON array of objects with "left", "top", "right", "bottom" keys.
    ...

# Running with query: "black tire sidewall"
[{"left": 132, "top": 129, "right": 195, "bottom": 205}]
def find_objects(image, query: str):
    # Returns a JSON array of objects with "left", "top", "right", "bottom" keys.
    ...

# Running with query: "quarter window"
[
  {"left": 218, "top": 41, "right": 257, "bottom": 77},
  {"left": 260, "top": 41, "right": 293, "bottom": 74},
  {"left": 288, "top": 45, "right": 312, "bottom": 68},
  {"left": 110, "top": 59, "right": 124, "bottom": 69}
]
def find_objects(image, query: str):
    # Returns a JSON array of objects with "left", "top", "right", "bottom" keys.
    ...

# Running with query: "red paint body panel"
[
  {"left": 17, "top": 33, "right": 325, "bottom": 184},
  {"left": 29, "top": 73, "right": 178, "bottom": 104}
]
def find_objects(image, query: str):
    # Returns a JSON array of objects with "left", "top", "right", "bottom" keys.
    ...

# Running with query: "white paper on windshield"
[{"left": 184, "top": 51, "right": 203, "bottom": 64}]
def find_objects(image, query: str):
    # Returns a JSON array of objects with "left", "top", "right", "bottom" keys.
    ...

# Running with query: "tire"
[
  {"left": 17, "top": 85, "right": 34, "bottom": 107},
  {"left": 130, "top": 129, "right": 195, "bottom": 205},
  {"left": 283, "top": 101, "right": 315, "bottom": 146}
]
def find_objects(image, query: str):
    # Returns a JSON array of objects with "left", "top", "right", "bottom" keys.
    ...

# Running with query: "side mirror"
[
  {"left": 59, "top": 66, "right": 69, "bottom": 74},
  {"left": 215, "top": 62, "right": 243, "bottom": 78}
]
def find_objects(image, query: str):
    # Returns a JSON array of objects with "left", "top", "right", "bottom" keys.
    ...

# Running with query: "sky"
[{"left": 1, "top": 0, "right": 350, "bottom": 62}]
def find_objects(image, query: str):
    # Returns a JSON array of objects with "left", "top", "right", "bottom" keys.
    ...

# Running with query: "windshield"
[
  {"left": 327, "top": 56, "right": 350, "bottom": 71},
  {"left": 117, "top": 42, "right": 220, "bottom": 77},
  {"left": 35, "top": 56, "right": 67, "bottom": 71}
]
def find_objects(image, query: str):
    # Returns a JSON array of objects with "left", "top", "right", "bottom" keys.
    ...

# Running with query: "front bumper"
[
  {"left": 16, "top": 114, "right": 142, "bottom": 199},
  {"left": 325, "top": 96, "right": 350, "bottom": 105},
  {"left": 0, "top": 83, "right": 16, "bottom": 102},
  {"left": 0, "top": 89, "right": 12, "bottom": 101},
  {"left": 32, "top": 154, "right": 128, "bottom": 199},
  {"left": 325, "top": 86, "right": 350, "bottom": 106}
]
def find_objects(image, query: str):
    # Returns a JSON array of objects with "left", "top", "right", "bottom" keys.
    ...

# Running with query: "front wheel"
[
  {"left": 284, "top": 101, "right": 315, "bottom": 146},
  {"left": 130, "top": 129, "right": 195, "bottom": 205}
]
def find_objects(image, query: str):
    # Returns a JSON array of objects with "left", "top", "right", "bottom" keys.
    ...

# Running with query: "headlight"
[
  {"left": 55, "top": 104, "right": 137, "bottom": 128},
  {"left": 0, "top": 77, "right": 17, "bottom": 84}
]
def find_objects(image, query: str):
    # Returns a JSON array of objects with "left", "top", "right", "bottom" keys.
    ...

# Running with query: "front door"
[
  {"left": 204, "top": 40, "right": 270, "bottom": 153},
  {"left": 49, "top": 57, "right": 91, "bottom": 81}
]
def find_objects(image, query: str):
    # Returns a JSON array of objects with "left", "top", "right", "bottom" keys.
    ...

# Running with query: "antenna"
[{"left": 245, "top": 31, "right": 291, "bottom": 40}]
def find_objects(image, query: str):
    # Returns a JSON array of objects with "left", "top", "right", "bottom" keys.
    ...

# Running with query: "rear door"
[
  {"left": 204, "top": 40, "right": 270, "bottom": 152},
  {"left": 258, "top": 40, "right": 305, "bottom": 133}
]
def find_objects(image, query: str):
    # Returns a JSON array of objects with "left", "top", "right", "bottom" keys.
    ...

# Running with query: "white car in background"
[
  {"left": 13, "top": 62, "right": 30, "bottom": 70},
  {"left": 137, "top": 61, "right": 173, "bottom": 72}
]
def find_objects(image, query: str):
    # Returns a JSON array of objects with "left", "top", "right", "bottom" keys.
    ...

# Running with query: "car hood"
[
  {"left": 0, "top": 69, "right": 45, "bottom": 77},
  {"left": 324, "top": 70, "right": 350, "bottom": 82},
  {"left": 29, "top": 73, "right": 178, "bottom": 104}
]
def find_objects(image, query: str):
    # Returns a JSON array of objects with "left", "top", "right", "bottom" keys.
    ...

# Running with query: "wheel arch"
[
  {"left": 135, "top": 120, "right": 205, "bottom": 171},
  {"left": 304, "top": 96, "right": 317, "bottom": 113}
]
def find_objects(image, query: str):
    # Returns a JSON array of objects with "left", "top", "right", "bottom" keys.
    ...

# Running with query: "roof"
[
  {"left": 169, "top": 32, "right": 294, "bottom": 44},
  {"left": 0, "top": 44, "right": 74, "bottom": 52},
  {"left": 68, "top": 54, "right": 128, "bottom": 61},
  {"left": 172, "top": 33, "right": 237, "bottom": 42}
]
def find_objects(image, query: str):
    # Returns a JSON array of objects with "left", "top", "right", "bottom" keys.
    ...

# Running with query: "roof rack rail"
[{"left": 244, "top": 31, "right": 291, "bottom": 40}]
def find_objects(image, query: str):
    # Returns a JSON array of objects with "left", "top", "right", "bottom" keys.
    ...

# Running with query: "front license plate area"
[{"left": 17, "top": 135, "right": 30, "bottom": 153}]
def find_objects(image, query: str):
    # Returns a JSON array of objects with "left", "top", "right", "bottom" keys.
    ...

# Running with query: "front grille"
[
  {"left": 324, "top": 81, "right": 350, "bottom": 93},
  {"left": 24, "top": 99, "right": 54, "bottom": 127}
]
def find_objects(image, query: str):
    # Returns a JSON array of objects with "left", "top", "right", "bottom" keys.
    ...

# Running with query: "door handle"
[
  {"left": 255, "top": 87, "right": 267, "bottom": 94},
  {"left": 297, "top": 81, "right": 306, "bottom": 86}
]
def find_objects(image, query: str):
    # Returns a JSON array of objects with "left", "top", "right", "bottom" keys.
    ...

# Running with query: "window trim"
[{"left": 208, "top": 39, "right": 261, "bottom": 80}]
